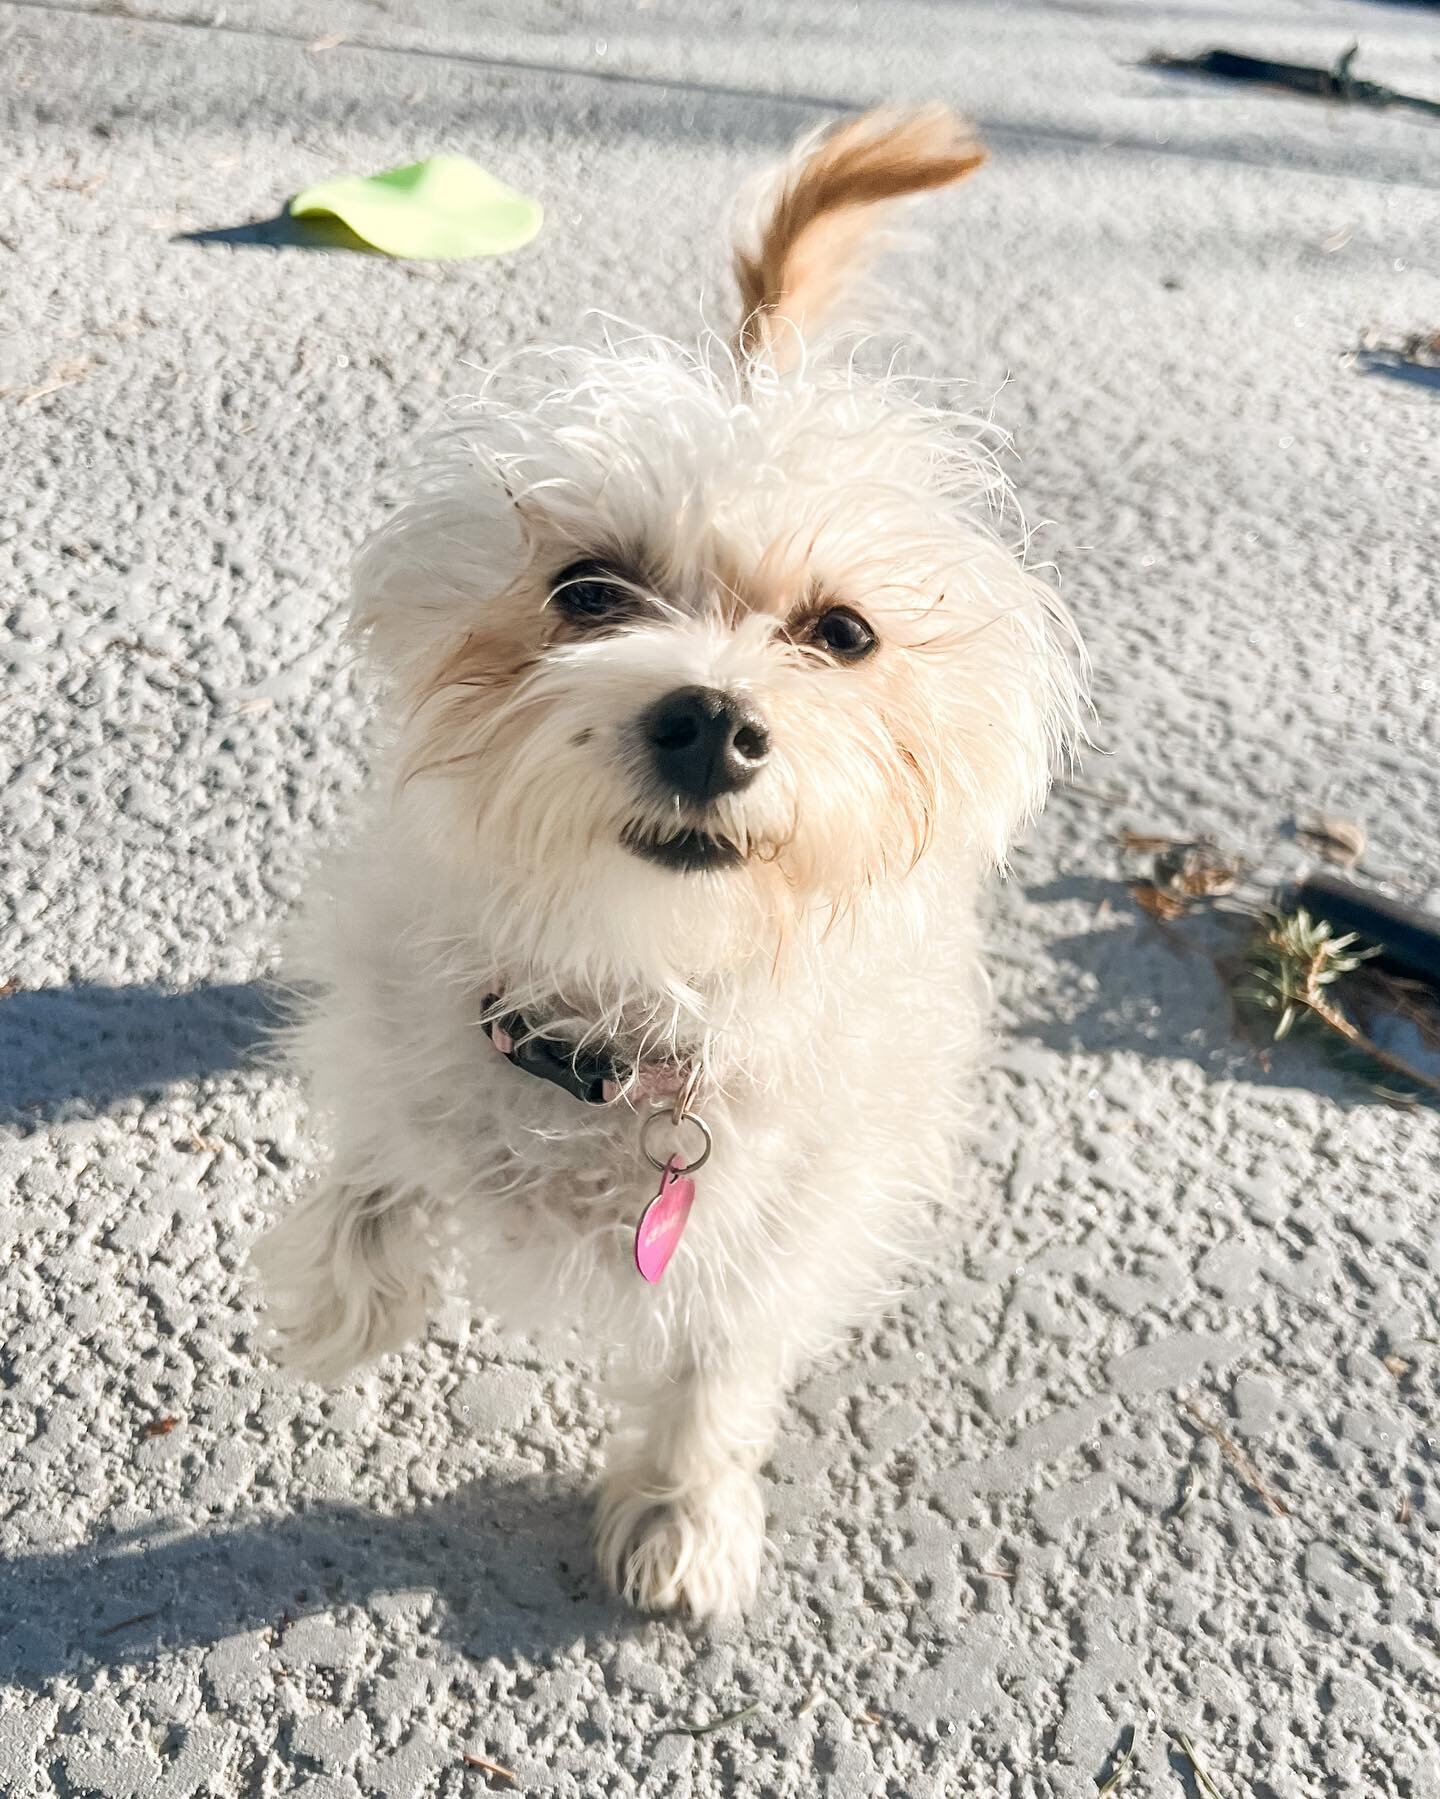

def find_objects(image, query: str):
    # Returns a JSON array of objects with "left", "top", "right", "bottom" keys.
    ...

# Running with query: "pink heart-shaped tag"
[{"left": 634, "top": 1157, "right": 695, "bottom": 1284}]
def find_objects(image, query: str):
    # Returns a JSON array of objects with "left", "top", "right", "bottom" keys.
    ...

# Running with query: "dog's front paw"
[
  {"left": 595, "top": 1468, "right": 766, "bottom": 1618},
  {"left": 263, "top": 1285, "right": 395, "bottom": 1386},
  {"left": 251, "top": 1183, "right": 437, "bottom": 1384}
]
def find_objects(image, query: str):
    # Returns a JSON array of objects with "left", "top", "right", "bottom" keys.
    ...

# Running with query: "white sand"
[{"left": 2, "top": 0, "right": 1437, "bottom": 1792}]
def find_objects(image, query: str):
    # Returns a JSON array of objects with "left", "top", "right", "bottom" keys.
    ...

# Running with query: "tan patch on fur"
[
  {"left": 734, "top": 107, "right": 985, "bottom": 365},
  {"left": 889, "top": 737, "right": 937, "bottom": 870},
  {"left": 401, "top": 599, "right": 545, "bottom": 783},
  {"left": 741, "top": 530, "right": 827, "bottom": 620},
  {"left": 708, "top": 530, "right": 868, "bottom": 627},
  {"left": 418, "top": 625, "right": 535, "bottom": 705}
]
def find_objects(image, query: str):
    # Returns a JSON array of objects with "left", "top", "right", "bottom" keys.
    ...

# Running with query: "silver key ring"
[{"left": 639, "top": 1106, "right": 712, "bottom": 1174}]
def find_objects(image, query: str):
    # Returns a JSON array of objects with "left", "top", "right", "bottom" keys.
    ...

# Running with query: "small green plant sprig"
[
  {"left": 1245, "top": 908, "right": 1440, "bottom": 1101},
  {"left": 1245, "top": 908, "right": 1379, "bottom": 1043}
]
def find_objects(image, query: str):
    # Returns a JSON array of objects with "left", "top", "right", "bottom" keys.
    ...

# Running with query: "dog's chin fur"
[{"left": 253, "top": 109, "right": 1085, "bottom": 1620}]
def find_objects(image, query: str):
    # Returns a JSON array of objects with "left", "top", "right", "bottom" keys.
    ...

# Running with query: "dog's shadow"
[
  {"left": 1017, "top": 873, "right": 1237, "bottom": 1060},
  {"left": 0, "top": 1475, "right": 627, "bottom": 1694},
  {"left": 0, "top": 979, "right": 280, "bottom": 1124},
  {"left": 1013, "top": 874, "right": 1371, "bottom": 1103}
]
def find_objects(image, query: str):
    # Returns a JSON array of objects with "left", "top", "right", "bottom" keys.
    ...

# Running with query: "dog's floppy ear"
[{"left": 733, "top": 106, "right": 985, "bottom": 368}]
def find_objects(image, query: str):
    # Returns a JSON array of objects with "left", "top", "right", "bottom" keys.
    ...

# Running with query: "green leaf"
[{"left": 290, "top": 155, "right": 543, "bottom": 260}]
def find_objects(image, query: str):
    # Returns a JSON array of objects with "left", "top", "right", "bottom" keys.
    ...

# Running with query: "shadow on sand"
[
  {"left": 0, "top": 980, "right": 280, "bottom": 1123},
  {"left": 0, "top": 1474, "right": 632, "bottom": 1694},
  {"left": 174, "top": 209, "right": 381, "bottom": 253},
  {"left": 1014, "top": 875, "right": 1384, "bottom": 1106}
]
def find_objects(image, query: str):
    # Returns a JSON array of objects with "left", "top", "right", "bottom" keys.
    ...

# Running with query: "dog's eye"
[
  {"left": 807, "top": 605, "right": 877, "bottom": 662},
  {"left": 550, "top": 560, "right": 637, "bottom": 624}
]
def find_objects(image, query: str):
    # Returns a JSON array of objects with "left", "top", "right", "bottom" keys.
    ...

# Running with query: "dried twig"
[
  {"left": 1181, "top": 1400, "right": 1289, "bottom": 1518},
  {"left": 1122, "top": 830, "right": 1241, "bottom": 926},
  {"left": 1352, "top": 970, "right": 1440, "bottom": 1067},
  {"left": 1327, "top": 1533, "right": 1388, "bottom": 1589},
  {"left": 14, "top": 356, "right": 97, "bottom": 406},
  {"left": 1117, "top": 829, "right": 1186, "bottom": 854},
  {"left": 1153, "top": 842, "right": 1240, "bottom": 900},
  {"left": 462, "top": 1751, "right": 517, "bottom": 1784},
  {"left": 1168, "top": 1727, "right": 1227, "bottom": 1799},
  {"left": 1063, "top": 780, "right": 1129, "bottom": 806},
  {"left": 1380, "top": 974, "right": 1440, "bottom": 1044},
  {"left": 1097, "top": 1726, "right": 1139, "bottom": 1795},
  {"left": 657, "top": 1701, "right": 761, "bottom": 1740},
  {"left": 1118, "top": 830, "right": 1239, "bottom": 891},
  {"left": 1171, "top": 1465, "right": 1200, "bottom": 1519},
  {"left": 98, "top": 1609, "right": 163, "bottom": 1637},
  {"left": 1293, "top": 812, "right": 1365, "bottom": 870},
  {"left": 1289, "top": 980, "right": 1440, "bottom": 1099},
  {"left": 49, "top": 171, "right": 108, "bottom": 195},
  {"left": 1131, "top": 882, "right": 1188, "bottom": 922}
]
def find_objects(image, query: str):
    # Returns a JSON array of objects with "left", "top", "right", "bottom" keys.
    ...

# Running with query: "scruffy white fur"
[{"left": 254, "top": 110, "right": 1083, "bottom": 1617}]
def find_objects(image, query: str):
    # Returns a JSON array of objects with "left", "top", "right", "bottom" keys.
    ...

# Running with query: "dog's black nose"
[{"left": 644, "top": 685, "right": 770, "bottom": 802}]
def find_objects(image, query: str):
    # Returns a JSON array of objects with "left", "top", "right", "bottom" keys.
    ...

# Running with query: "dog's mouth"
[{"left": 621, "top": 822, "right": 744, "bottom": 873}]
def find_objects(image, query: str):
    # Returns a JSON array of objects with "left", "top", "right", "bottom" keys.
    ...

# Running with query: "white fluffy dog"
[{"left": 255, "top": 108, "right": 1083, "bottom": 1617}]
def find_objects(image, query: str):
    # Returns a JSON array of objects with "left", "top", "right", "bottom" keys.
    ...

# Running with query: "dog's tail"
[{"left": 733, "top": 106, "right": 985, "bottom": 368}]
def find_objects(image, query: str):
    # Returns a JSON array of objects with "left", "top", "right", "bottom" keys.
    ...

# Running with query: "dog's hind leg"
[
  {"left": 252, "top": 1178, "right": 440, "bottom": 1384},
  {"left": 594, "top": 1354, "right": 783, "bottom": 1618}
]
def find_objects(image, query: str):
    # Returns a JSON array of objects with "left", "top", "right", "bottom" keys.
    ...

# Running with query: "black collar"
[
  {"left": 481, "top": 995, "right": 623, "bottom": 1104},
  {"left": 483, "top": 994, "right": 699, "bottom": 1110}
]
